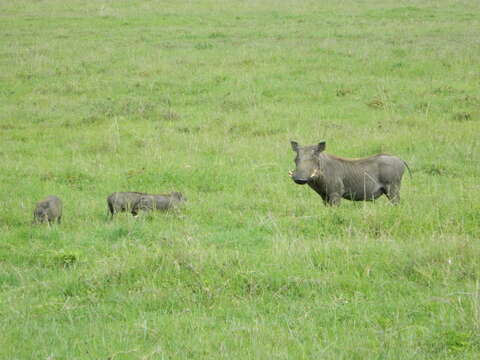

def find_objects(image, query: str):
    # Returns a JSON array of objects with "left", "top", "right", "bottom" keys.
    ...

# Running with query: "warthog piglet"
[
  {"left": 132, "top": 192, "right": 186, "bottom": 215},
  {"left": 33, "top": 195, "right": 62, "bottom": 224},
  {"left": 107, "top": 192, "right": 148, "bottom": 216}
]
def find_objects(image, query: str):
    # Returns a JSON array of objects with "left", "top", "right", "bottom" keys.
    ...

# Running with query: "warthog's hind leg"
[{"left": 385, "top": 183, "right": 401, "bottom": 205}]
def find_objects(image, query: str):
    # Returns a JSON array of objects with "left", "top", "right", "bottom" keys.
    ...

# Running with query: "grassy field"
[{"left": 1, "top": 0, "right": 479, "bottom": 358}]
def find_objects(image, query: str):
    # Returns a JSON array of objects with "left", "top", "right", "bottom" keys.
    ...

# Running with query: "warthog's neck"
[
  {"left": 316, "top": 153, "right": 330, "bottom": 173},
  {"left": 307, "top": 157, "right": 328, "bottom": 200},
  {"left": 312, "top": 152, "right": 352, "bottom": 182}
]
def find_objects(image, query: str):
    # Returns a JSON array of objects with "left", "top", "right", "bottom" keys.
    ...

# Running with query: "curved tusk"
[{"left": 288, "top": 170, "right": 293, "bottom": 177}]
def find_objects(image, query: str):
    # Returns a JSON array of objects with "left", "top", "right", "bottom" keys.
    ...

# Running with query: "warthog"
[
  {"left": 289, "top": 141, "right": 410, "bottom": 206},
  {"left": 107, "top": 192, "right": 148, "bottom": 216},
  {"left": 33, "top": 195, "right": 62, "bottom": 224},
  {"left": 132, "top": 192, "right": 186, "bottom": 215}
]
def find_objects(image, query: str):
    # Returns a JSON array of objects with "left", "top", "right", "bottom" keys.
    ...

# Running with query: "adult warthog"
[{"left": 289, "top": 141, "right": 411, "bottom": 206}]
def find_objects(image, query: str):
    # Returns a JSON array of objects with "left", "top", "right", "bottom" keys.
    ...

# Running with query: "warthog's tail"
[{"left": 403, "top": 161, "right": 413, "bottom": 179}]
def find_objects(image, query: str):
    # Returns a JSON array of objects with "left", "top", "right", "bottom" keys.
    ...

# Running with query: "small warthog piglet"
[
  {"left": 132, "top": 192, "right": 186, "bottom": 215},
  {"left": 33, "top": 195, "right": 63, "bottom": 224},
  {"left": 107, "top": 192, "right": 148, "bottom": 216}
]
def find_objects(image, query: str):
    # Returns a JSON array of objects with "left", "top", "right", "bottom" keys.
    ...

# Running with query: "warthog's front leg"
[{"left": 327, "top": 193, "right": 342, "bottom": 206}]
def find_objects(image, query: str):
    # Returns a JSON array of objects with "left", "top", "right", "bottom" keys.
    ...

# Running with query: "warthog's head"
[
  {"left": 289, "top": 140, "right": 326, "bottom": 185},
  {"left": 33, "top": 208, "right": 48, "bottom": 224},
  {"left": 171, "top": 192, "right": 187, "bottom": 203}
]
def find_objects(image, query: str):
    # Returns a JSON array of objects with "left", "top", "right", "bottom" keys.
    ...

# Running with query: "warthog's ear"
[
  {"left": 290, "top": 141, "right": 299, "bottom": 152},
  {"left": 316, "top": 141, "right": 326, "bottom": 153}
]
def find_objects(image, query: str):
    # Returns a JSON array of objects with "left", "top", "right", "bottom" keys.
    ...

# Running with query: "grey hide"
[
  {"left": 132, "top": 192, "right": 186, "bottom": 215},
  {"left": 290, "top": 141, "right": 410, "bottom": 206},
  {"left": 33, "top": 195, "right": 62, "bottom": 224},
  {"left": 107, "top": 192, "right": 148, "bottom": 216}
]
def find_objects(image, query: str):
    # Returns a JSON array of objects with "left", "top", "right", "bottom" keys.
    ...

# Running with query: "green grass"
[{"left": 1, "top": 0, "right": 480, "bottom": 358}]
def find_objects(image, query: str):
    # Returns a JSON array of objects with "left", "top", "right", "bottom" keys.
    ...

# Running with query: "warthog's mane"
[{"left": 324, "top": 153, "right": 393, "bottom": 163}]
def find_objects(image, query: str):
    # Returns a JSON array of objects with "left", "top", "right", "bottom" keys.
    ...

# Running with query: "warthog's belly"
[{"left": 343, "top": 186, "right": 384, "bottom": 201}]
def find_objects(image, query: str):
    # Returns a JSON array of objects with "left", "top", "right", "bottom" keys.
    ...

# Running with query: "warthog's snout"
[
  {"left": 289, "top": 169, "right": 313, "bottom": 185},
  {"left": 293, "top": 177, "right": 308, "bottom": 185},
  {"left": 288, "top": 170, "right": 317, "bottom": 185}
]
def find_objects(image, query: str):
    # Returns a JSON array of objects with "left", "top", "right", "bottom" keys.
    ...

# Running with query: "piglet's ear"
[
  {"left": 316, "top": 141, "right": 326, "bottom": 153},
  {"left": 290, "top": 141, "right": 299, "bottom": 152}
]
